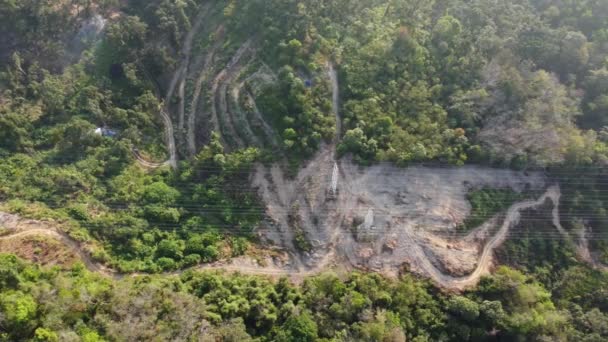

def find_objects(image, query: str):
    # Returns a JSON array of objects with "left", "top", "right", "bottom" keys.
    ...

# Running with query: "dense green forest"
[
  {"left": 1, "top": 254, "right": 607, "bottom": 341},
  {"left": 0, "top": 0, "right": 265, "bottom": 272},
  {"left": 1, "top": 0, "right": 608, "bottom": 340}
]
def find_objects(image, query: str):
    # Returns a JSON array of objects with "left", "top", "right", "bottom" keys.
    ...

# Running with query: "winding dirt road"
[
  {"left": 427, "top": 186, "right": 562, "bottom": 289},
  {"left": 4, "top": 52, "right": 606, "bottom": 289},
  {"left": 1, "top": 185, "right": 601, "bottom": 289},
  {"left": 246, "top": 88, "right": 280, "bottom": 148}
]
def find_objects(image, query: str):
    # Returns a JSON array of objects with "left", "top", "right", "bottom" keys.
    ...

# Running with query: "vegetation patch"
[
  {"left": 495, "top": 203, "right": 578, "bottom": 285},
  {"left": 0, "top": 254, "right": 606, "bottom": 341},
  {"left": 293, "top": 228, "right": 313, "bottom": 253},
  {"left": 459, "top": 188, "right": 529, "bottom": 231},
  {"left": 0, "top": 237, "right": 78, "bottom": 268}
]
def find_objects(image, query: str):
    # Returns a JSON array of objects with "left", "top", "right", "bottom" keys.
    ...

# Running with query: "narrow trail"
[
  {"left": 209, "top": 70, "right": 226, "bottom": 141},
  {"left": 246, "top": 88, "right": 280, "bottom": 148},
  {"left": 0, "top": 230, "right": 113, "bottom": 275},
  {"left": 228, "top": 62, "right": 263, "bottom": 147},
  {"left": 178, "top": 78, "right": 186, "bottom": 137},
  {"left": 177, "top": 8, "right": 208, "bottom": 149},
  {"left": 553, "top": 198, "right": 608, "bottom": 272},
  {"left": 162, "top": 57, "right": 186, "bottom": 169},
  {"left": 328, "top": 62, "right": 341, "bottom": 143},
  {"left": 231, "top": 86, "right": 261, "bottom": 146},
  {"left": 186, "top": 45, "right": 218, "bottom": 156},
  {"left": 0, "top": 213, "right": 116, "bottom": 277},
  {"left": 410, "top": 185, "right": 583, "bottom": 290},
  {"left": 210, "top": 41, "right": 253, "bottom": 149},
  {"left": 130, "top": 103, "right": 176, "bottom": 170},
  {"left": 132, "top": 150, "right": 170, "bottom": 169},
  {"left": 455, "top": 188, "right": 562, "bottom": 287},
  {"left": 160, "top": 106, "right": 178, "bottom": 169},
  {"left": 148, "top": 5, "right": 210, "bottom": 169},
  {"left": 0, "top": 211, "right": 319, "bottom": 280},
  {"left": 218, "top": 71, "right": 246, "bottom": 148},
  {"left": 136, "top": 68, "right": 176, "bottom": 170},
  {"left": 234, "top": 64, "right": 280, "bottom": 148}
]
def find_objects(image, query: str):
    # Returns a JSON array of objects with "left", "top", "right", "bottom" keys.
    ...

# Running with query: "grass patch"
[{"left": 459, "top": 188, "right": 529, "bottom": 231}]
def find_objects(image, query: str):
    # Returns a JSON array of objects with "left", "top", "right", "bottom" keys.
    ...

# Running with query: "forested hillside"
[
  {"left": 1, "top": 0, "right": 608, "bottom": 341},
  {"left": 1, "top": 254, "right": 607, "bottom": 341}
]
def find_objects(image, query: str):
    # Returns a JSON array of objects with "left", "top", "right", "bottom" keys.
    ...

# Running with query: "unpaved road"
[
  {"left": 0, "top": 211, "right": 326, "bottom": 281},
  {"left": 328, "top": 62, "right": 341, "bottom": 142},
  {"left": 160, "top": 106, "right": 178, "bottom": 169},
  {"left": 186, "top": 43, "right": 218, "bottom": 156},
  {"left": 133, "top": 65, "right": 174, "bottom": 169},
  {"left": 152, "top": 5, "right": 210, "bottom": 168},
  {"left": 177, "top": 7, "right": 209, "bottom": 155},
  {"left": 231, "top": 75, "right": 263, "bottom": 147},
  {"left": 210, "top": 40, "right": 253, "bottom": 149},
  {"left": 0, "top": 213, "right": 116, "bottom": 276},
  {"left": 2, "top": 183, "right": 602, "bottom": 289},
  {"left": 431, "top": 186, "right": 561, "bottom": 289},
  {"left": 132, "top": 149, "right": 170, "bottom": 169},
  {"left": 232, "top": 64, "right": 280, "bottom": 148},
  {"left": 6, "top": 49, "right": 607, "bottom": 289},
  {"left": 246, "top": 88, "right": 280, "bottom": 148}
]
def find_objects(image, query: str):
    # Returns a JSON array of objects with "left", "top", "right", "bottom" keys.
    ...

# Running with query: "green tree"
[
  {"left": 33, "top": 328, "right": 58, "bottom": 342},
  {"left": 276, "top": 310, "right": 318, "bottom": 342},
  {"left": 448, "top": 296, "right": 480, "bottom": 322},
  {"left": 156, "top": 239, "right": 184, "bottom": 260},
  {"left": 142, "top": 182, "right": 180, "bottom": 205},
  {"left": 0, "top": 290, "right": 37, "bottom": 329}
]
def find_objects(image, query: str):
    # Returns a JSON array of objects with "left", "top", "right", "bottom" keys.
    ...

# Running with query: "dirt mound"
[
  {"left": 0, "top": 234, "right": 79, "bottom": 268},
  {"left": 0, "top": 212, "right": 116, "bottom": 277}
]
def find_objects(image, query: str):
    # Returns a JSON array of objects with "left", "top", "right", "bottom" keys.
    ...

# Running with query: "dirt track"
[
  {"left": 186, "top": 43, "right": 217, "bottom": 156},
  {"left": 135, "top": 5, "right": 210, "bottom": 169},
  {"left": 428, "top": 186, "right": 562, "bottom": 289},
  {"left": 0, "top": 213, "right": 116, "bottom": 276},
  {"left": 210, "top": 41, "right": 253, "bottom": 149},
  {"left": 0, "top": 211, "right": 326, "bottom": 281},
  {"left": 2, "top": 180, "right": 603, "bottom": 290},
  {"left": 132, "top": 149, "right": 170, "bottom": 169},
  {"left": 328, "top": 62, "right": 341, "bottom": 142}
]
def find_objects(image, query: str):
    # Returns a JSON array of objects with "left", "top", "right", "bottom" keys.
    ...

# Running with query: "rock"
[
  {"left": 357, "top": 248, "right": 374, "bottom": 259},
  {"left": 383, "top": 239, "right": 398, "bottom": 253}
]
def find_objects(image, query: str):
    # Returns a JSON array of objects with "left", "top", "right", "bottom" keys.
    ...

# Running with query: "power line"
[
  {"left": 9, "top": 152, "right": 608, "bottom": 173},
  {"left": 11, "top": 196, "right": 608, "bottom": 214},
  {"left": 71, "top": 224, "right": 608, "bottom": 241},
  {"left": 12, "top": 179, "right": 608, "bottom": 199}
]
